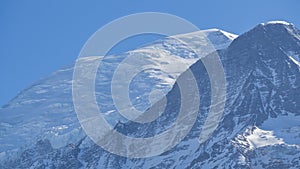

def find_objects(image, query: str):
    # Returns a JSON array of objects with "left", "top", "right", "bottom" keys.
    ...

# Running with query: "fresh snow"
[
  {"left": 242, "top": 114, "right": 300, "bottom": 150},
  {"left": 245, "top": 127, "right": 284, "bottom": 149},
  {"left": 265, "top": 21, "right": 292, "bottom": 25},
  {"left": 287, "top": 51, "right": 300, "bottom": 67},
  {"left": 219, "top": 30, "right": 238, "bottom": 40},
  {"left": 0, "top": 28, "right": 237, "bottom": 158}
]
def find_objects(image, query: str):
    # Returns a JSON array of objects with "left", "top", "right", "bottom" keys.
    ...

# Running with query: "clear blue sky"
[{"left": 0, "top": 0, "right": 299, "bottom": 106}]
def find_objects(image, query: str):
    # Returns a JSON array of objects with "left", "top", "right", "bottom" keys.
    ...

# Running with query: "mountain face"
[
  {"left": 1, "top": 21, "right": 300, "bottom": 169},
  {"left": 0, "top": 29, "right": 236, "bottom": 166}
]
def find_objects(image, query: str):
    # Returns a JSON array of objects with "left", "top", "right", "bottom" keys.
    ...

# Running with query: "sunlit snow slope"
[{"left": 0, "top": 29, "right": 236, "bottom": 158}]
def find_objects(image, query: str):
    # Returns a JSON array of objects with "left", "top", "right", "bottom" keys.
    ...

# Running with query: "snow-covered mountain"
[
  {"left": 1, "top": 21, "right": 300, "bottom": 169},
  {"left": 0, "top": 29, "right": 236, "bottom": 165}
]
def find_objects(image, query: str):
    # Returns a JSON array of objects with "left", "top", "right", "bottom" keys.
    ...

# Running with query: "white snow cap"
[
  {"left": 264, "top": 21, "right": 292, "bottom": 26},
  {"left": 172, "top": 28, "right": 238, "bottom": 40}
]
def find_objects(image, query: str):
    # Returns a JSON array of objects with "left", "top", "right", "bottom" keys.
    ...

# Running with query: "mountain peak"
[
  {"left": 252, "top": 20, "right": 295, "bottom": 31},
  {"left": 230, "top": 20, "right": 299, "bottom": 50},
  {"left": 172, "top": 28, "right": 238, "bottom": 40},
  {"left": 262, "top": 20, "right": 293, "bottom": 26},
  {"left": 255, "top": 20, "right": 296, "bottom": 31},
  {"left": 1, "top": 22, "right": 300, "bottom": 168}
]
